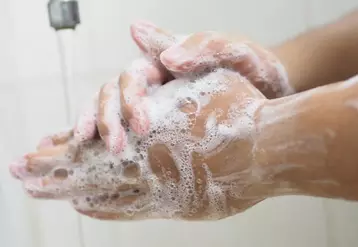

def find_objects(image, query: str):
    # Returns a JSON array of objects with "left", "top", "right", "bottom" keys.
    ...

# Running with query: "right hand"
[
  {"left": 74, "top": 21, "right": 294, "bottom": 155},
  {"left": 131, "top": 22, "right": 294, "bottom": 99}
]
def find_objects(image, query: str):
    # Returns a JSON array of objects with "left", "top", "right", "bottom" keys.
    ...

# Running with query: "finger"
[
  {"left": 97, "top": 78, "right": 127, "bottom": 154},
  {"left": 9, "top": 157, "right": 31, "bottom": 180},
  {"left": 75, "top": 209, "right": 123, "bottom": 220},
  {"left": 24, "top": 168, "right": 145, "bottom": 199},
  {"left": 9, "top": 144, "right": 72, "bottom": 180},
  {"left": 130, "top": 21, "right": 186, "bottom": 79},
  {"left": 160, "top": 32, "right": 292, "bottom": 97},
  {"left": 37, "top": 130, "right": 73, "bottom": 150},
  {"left": 23, "top": 170, "right": 81, "bottom": 199},
  {"left": 126, "top": 21, "right": 183, "bottom": 134},
  {"left": 74, "top": 93, "right": 98, "bottom": 142},
  {"left": 73, "top": 192, "right": 142, "bottom": 212},
  {"left": 72, "top": 191, "right": 148, "bottom": 220},
  {"left": 130, "top": 20, "right": 177, "bottom": 61},
  {"left": 119, "top": 58, "right": 167, "bottom": 135},
  {"left": 130, "top": 20, "right": 178, "bottom": 84},
  {"left": 160, "top": 31, "right": 248, "bottom": 73}
]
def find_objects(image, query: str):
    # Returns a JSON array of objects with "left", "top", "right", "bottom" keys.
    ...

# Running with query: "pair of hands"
[{"left": 10, "top": 21, "right": 292, "bottom": 220}]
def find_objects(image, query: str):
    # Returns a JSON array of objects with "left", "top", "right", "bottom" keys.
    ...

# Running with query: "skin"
[
  {"left": 255, "top": 75, "right": 358, "bottom": 201},
  {"left": 9, "top": 10, "right": 358, "bottom": 220},
  {"left": 272, "top": 9, "right": 358, "bottom": 92}
]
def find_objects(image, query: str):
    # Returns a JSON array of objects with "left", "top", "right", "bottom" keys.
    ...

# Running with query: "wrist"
[
  {"left": 254, "top": 79, "right": 358, "bottom": 200},
  {"left": 253, "top": 88, "right": 332, "bottom": 198}
]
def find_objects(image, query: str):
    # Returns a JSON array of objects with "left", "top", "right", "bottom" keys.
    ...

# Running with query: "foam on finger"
[
  {"left": 98, "top": 78, "right": 127, "bottom": 154},
  {"left": 74, "top": 93, "right": 98, "bottom": 142}
]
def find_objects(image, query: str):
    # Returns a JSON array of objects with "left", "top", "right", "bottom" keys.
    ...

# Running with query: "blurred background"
[{"left": 0, "top": 0, "right": 358, "bottom": 247}]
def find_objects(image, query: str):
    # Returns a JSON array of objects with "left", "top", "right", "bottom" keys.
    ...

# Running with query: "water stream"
[{"left": 56, "top": 29, "right": 85, "bottom": 247}]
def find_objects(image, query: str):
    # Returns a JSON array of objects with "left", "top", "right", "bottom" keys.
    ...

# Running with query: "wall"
[{"left": 0, "top": 0, "right": 357, "bottom": 247}]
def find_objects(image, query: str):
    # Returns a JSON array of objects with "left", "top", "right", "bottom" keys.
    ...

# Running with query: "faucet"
[
  {"left": 46, "top": 0, "right": 82, "bottom": 125},
  {"left": 47, "top": 0, "right": 81, "bottom": 30}
]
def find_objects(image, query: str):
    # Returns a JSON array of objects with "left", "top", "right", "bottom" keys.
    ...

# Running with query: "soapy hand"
[
  {"left": 73, "top": 21, "right": 178, "bottom": 153},
  {"left": 10, "top": 69, "right": 279, "bottom": 220},
  {"left": 131, "top": 21, "right": 294, "bottom": 98},
  {"left": 74, "top": 21, "right": 292, "bottom": 156}
]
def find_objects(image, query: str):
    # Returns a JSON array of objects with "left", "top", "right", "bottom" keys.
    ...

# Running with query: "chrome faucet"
[{"left": 47, "top": 0, "right": 81, "bottom": 30}]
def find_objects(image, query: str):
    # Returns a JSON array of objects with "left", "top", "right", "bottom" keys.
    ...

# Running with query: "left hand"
[{"left": 10, "top": 69, "right": 276, "bottom": 221}]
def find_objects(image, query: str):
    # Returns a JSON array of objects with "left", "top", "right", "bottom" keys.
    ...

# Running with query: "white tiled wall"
[{"left": 0, "top": 1, "right": 357, "bottom": 247}]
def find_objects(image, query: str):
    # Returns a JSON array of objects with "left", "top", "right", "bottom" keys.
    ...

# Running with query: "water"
[
  {"left": 56, "top": 29, "right": 78, "bottom": 124},
  {"left": 56, "top": 29, "right": 85, "bottom": 247}
]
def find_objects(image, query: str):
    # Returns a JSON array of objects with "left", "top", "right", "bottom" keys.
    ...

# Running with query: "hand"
[
  {"left": 73, "top": 21, "right": 179, "bottom": 153},
  {"left": 74, "top": 21, "right": 294, "bottom": 155},
  {"left": 131, "top": 21, "right": 294, "bottom": 99},
  {"left": 10, "top": 69, "right": 280, "bottom": 221}
]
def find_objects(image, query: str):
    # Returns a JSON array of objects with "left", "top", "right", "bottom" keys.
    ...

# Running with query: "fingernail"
[
  {"left": 131, "top": 21, "right": 155, "bottom": 43},
  {"left": 131, "top": 24, "right": 148, "bottom": 38}
]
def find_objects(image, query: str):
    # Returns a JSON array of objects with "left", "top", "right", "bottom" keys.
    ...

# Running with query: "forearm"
[
  {"left": 271, "top": 9, "right": 358, "bottom": 93},
  {"left": 256, "top": 75, "right": 358, "bottom": 200}
]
